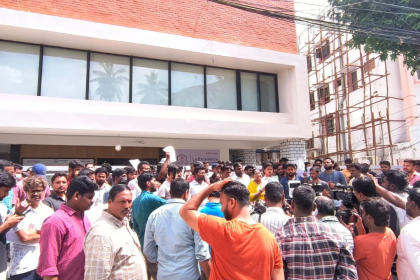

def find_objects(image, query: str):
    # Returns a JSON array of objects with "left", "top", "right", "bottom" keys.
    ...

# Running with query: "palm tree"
[
  {"left": 90, "top": 63, "right": 128, "bottom": 102},
  {"left": 135, "top": 70, "right": 168, "bottom": 105}
]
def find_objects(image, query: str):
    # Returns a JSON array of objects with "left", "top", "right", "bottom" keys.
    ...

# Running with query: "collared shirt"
[
  {"left": 132, "top": 191, "right": 166, "bottom": 249},
  {"left": 200, "top": 202, "right": 224, "bottom": 218},
  {"left": 43, "top": 192, "right": 66, "bottom": 212},
  {"left": 7, "top": 203, "right": 53, "bottom": 276},
  {"left": 93, "top": 184, "right": 112, "bottom": 206},
  {"left": 409, "top": 171, "right": 420, "bottom": 186},
  {"left": 251, "top": 207, "right": 290, "bottom": 235},
  {"left": 230, "top": 173, "right": 251, "bottom": 187},
  {"left": 189, "top": 180, "right": 209, "bottom": 208},
  {"left": 37, "top": 204, "right": 91, "bottom": 280},
  {"left": 275, "top": 216, "right": 357, "bottom": 280},
  {"left": 279, "top": 175, "right": 303, "bottom": 199},
  {"left": 157, "top": 180, "right": 171, "bottom": 200},
  {"left": 144, "top": 199, "right": 210, "bottom": 280},
  {"left": 320, "top": 216, "right": 354, "bottom": 253},
  {"left": 128, "top": 178, "right": 142, "bottom": 199},
  {"left": 84, "top": 211, "right": 147, "bottom": 280},
  {"left": 397, "top": 216, "right": 420, "bottom": 280}
]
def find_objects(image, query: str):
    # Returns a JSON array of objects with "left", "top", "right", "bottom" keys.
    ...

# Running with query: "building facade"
[{"left": 0, "top": 1, "right": 310, "bottom": 166}]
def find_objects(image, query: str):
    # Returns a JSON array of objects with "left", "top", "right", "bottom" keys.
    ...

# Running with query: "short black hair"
[
  {"left": 51, "top": 172, "right": 68, "bottom": 184},
  {"left": 101, "top": 163, "right": 113, "bottom": 173},
  {"left": 344, "top": 158, "right": 352, "bottom": 164},
  {"left": 292, "top": 186, "right": 315, "bottom": 212},
  {"left": 69, "top": 160, "right": 84, "bottom": 169},
  {"left": 244, "top": 165, "right": 254, "bottom": 171},
  {"left": 304, "top": 161, "right": 310, "bottom": 166},
  {"left": 167, "top": 164, "right": 178, "bottom": 179},
  {"left": 314, "top": 158, "right": 323, "bottom": 163},
  {"left": 349, "top": 163, "right": 361, "bottom": 170},
  {"left": 353, "top": 177, "right": 377, "bottom": 197},
  {"left": 137, "top": 161, "right": 150, "bottom": 171},
  {"left": 221, "top": 166, "right": 231, "bottom": 173},
  {"left": 112, "top": 168, "right": 127, "bottom": 181},
  {"left": 263, "top": 162, "right": 273, "bottom": 170},
  {"left": 361, "top": 197, "right": 390, "bottom": 227},
  {"left": 84, "top": 163, "right": 93, "bottom": 168},
  {"left": 209, "top": 191, "right": 221, "bottom": 198},
  {"left": 78, "top": 168, "right": 94, "bottom": 177},
  {"left": 315, "top": 197, "right": 335, "bottom": 216},
  {"left": 324, "top": 157, "right": 334, "bottom": 163},
  {"left": 416, "top": 160, "right": 420, "bottom": 167},
  {"left": 285, "top": 163, "right": 296, "bottom": 169},
  {"left": 233, "top": 162, "right": 242, "bottom": 169},
  {"left": 384, "top": 170, "right": 408, "bottom": 192},
  {"left": 413, "top": 181, "right": 420, "bottom": 189},
  {"left": 280, "top": 157, "right": 289, "bottom": 162},
  {"left": 94, "top": 167, "right": 109, "bottom": 176},
  {"left": 309, "top": 167, "right": 321, "bottom": 173},
  {"left": 124, "top": 166, "right": 135, "bottom": 174},
  {"left": 225, "top": 161, "right": 232, "bottom": 166},
  {"left": 13, "top": 163, "right": 23, "bottom": 171},
  {"left": 170, "top": 178, "right": 189, "bottom": 198},
  {"left": 0, "top": 170, "right": 16, "bottom": 188},
  {"left": 108, "top": 184, "right": 131, "bottom": 201},
  {"left": 66, "top": 176, "right": 98, "bottom": 200},
  {"left": 379, "top": 161, "right": 391, "bottom": 167},
  {"left": 138, "top": 172, "right": 155, "bottom": 191},
  {"left": 408, "top": 188, "right": 420, "bottom": 208},
  {"left": 265, "top": 182, "right": 283, "bottom": 204},
  {"left": 221, "top": 181, "right": 249, "bottom": 206},
  {"left": 0, "top": 160, "right": 13, "bottom": 170},
  {"left": 404, "top": 159, "right": 416, "bottom": 165}
]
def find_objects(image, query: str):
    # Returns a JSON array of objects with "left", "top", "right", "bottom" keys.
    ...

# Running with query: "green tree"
[
  {"left": 329, "top": 0, "right": 420, "bottom": 74},
  {"left": 90, "top": 63, "right": 128, "bottom": 102},
  {"left": 135, "top": 70, "right": 168, "bottom": 105}
]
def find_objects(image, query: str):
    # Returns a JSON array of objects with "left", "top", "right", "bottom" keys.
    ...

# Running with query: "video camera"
[
  {"left": 337, "top": 209, "right": 354, "bottom": 224},
  {"left": 288, "top": 180, "right": 302, "bottom": 199},
  {"left": 330, "top": 183, "right": 358, "bottom": 205}
]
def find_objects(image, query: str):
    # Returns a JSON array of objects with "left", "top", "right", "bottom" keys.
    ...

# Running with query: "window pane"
[
  {"left": 41, "top": 47, "right": 87, "bottom": 99},
  {"left": 171, "top": 63, "right": 204, "bottom": 108},
  {"left": 89, "top": 53, "right": 129, "bottom": 103},
  {"left": 240, "top": 72, "right": 258, "bottom": 112},
  {"left": 0, "top": 42, "right": 39, "bottom": 96},
  {"left": 260, "top": 75, "right": 277, "bottom": 112},
  {"left": 206, "top": 67, "right": 237, "bottom": 110},
  {"left": 132, "top": 59, "right": 168, "bottom": 105}
]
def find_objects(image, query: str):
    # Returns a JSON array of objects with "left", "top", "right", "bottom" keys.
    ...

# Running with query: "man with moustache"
[
  {"left": 43, "top": 172, "right": 68, "bottom": 211},
  {"left": 84, "top": 185, "right": 147, "bottom": 280}
]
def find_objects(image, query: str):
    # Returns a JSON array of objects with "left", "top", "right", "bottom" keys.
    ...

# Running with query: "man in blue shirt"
[
  {"left": 280, "top": 163, "right": 303, "bottom": 199},
  {"left": 132, "top": 172, "right": 166, "bottom": 280},
  {"left": 144, "top": 178, "right": 211, "bottom": 280},
  {"left": 319, "top": 157, "right": 347, "bottom": 188},
  {"left": 200, "top": 191, "right": 224, "bottom": 218}
]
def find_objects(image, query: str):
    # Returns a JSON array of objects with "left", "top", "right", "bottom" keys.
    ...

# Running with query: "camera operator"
[
  {"left": 306, "top": 167, "right": 329, "bottom": 194},
  {"left": 280, "top": 163, "right": 303, "bottom": 200},
  {"left": 315, "top": 196, "right": 354, "bottom": 253},
  {"left": 319, "top": 158, "right": 347, "bottom": 208}
]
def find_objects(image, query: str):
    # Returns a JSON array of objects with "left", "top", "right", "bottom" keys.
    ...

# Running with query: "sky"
[{"left": 294, "top": 0, "right": 330, "bottom": 36}]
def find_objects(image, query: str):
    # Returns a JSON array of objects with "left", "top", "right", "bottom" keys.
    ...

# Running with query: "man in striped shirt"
[
  {"left": 275, "top": 185, "right": 357, "bottom": 280},
  {"left": 251, "top": 181, "right": 289, "bottom": 235}
]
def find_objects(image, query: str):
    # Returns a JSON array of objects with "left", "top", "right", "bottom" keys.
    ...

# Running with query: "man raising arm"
[{"left": 180, "top": 178, "right": 284, "bottom": 280}]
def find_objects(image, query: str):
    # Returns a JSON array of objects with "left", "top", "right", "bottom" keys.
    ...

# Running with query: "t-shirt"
[
  {"left": 0, "top": 204, "right": 7, "bottom": 274},
  {"left": 354, "top": 227, "right": 397, "bottom": 280},
  {"left": 198, "top": 214, "right": 283, "bottom": 280},
  {"left": 157, "top": 180, "right": 171, "bottom": 200}
]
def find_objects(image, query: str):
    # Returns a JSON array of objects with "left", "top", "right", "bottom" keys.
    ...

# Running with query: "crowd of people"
[{"left": 0, "top": 155, "right": 419, "bottom": 280}]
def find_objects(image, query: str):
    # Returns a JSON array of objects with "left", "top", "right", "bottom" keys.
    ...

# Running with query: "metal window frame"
[{"left": 0, "top": 39, "right": 280, "bottom": 113}]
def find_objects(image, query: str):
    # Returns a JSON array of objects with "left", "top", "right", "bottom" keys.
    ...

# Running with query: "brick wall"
[
  {"left": 278, "top": 139, "right": 306, "bottom": 166},
  {"left": 0, "top": 0, "right": 297, "bottom": 53},
  {"left": 237, "top": 149, "right": 257, "bottom": 166}
]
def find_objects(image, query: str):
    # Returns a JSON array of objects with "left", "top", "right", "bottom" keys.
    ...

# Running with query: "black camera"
[
  {"left": 376, "top": 176, "right": 383, "bottom": 184},
  {"left": 338, "top": 209, "right": 353, "bottom": 224},
  {"left": 252, "top": 200, "right": 267, "bottom": 215},
  {"left": 288, "top": 181, "right": 301, "bottom": 198},
  {"left": 330, "top": 183, "right": 348, "bottom": 200},
  {"left": 311, "top": 183, "right": 324, "bottom": 194}
]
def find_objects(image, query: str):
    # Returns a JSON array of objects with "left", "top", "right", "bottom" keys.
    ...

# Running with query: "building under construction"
[{"left": 299, "top": 21, "right": 420, "bottom": 166}]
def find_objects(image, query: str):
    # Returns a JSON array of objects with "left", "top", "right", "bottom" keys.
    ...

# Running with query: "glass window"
[
  {"left": 259, "top": 75, "right": 277, "bottom": 112},
  {"left": 132, "top": 59, "right": 168, "bottom": 105},
  {"left": 0, "top": 42, "right": 39, "bottom": 96},
  {"left": 89, "top": 53, "right": 130, "bottom": 103},
  {"left": 240, "top": 72, "right": 259, "bottom": 112},
  {"left": 171, "top": 63, "right": 204, "bottom": 108},
  {"left": 206, "top": 67, "right": 237, "bottom": 110},
  {"left": 41, "top": 47, "right": 87, "bottom": 99}
]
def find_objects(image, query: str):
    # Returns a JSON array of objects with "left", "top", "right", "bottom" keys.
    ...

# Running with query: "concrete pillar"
[
  {"left": 236, "top": 149, "right": 257, "bottom": 166},
  {"left": 278, "top": 139, "right": 307, "bottom": 169}
]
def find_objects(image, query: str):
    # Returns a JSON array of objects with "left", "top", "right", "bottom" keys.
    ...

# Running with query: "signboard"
[
  {"left": 22, "top": 158, "right": 94, "bottom": 166},
  {"left": 174, "top": 149, "right": 219, "bottom": 166}
]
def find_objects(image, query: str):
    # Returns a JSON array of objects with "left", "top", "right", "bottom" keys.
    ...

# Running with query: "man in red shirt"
[
  {"left": 180, "top": 179, "right": 284, "bottom": 280},
  {"left": 353, "top": 197, "right": 397, "bottom": 280}
]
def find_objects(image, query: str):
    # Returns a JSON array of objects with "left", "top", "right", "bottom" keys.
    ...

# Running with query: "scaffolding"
[{"left": 299, "top": 21, "right": 403, "bottom": 165}]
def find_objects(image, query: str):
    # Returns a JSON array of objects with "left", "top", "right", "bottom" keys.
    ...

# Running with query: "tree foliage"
[{"left": 329, "top": 0, "right": 420, "bottom": 75}]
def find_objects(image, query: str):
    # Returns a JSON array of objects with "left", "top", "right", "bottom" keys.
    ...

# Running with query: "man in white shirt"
[
  {"left": 128, "top": 161, "right": 151, "bottom": 199},
  {"left": 397, "top": 187, "right": 420, "bottom": 279},
  {"left": 251, "top": 181, "right": 289, "bottom": 235},
  {"left": 230, "top": 163, "right": 251, "bottom": 187},
  {"left": 158, "top": 164, "right": 177, "bottom": 200},
  {"left": 189, "top": 163, "right": 209, "bottom": 208}
]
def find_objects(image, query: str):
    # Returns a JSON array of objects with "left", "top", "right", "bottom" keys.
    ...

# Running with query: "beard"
[
  {"left": 325, "top": 165, "right": 333, "bottom": 170},
  {"left": 223, "top": 208, "right": 232, "bottom": 220}
]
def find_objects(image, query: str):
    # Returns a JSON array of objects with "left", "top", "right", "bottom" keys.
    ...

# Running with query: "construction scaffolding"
[{"left": 299, "top": 20, "right": 406, "bottom": 165}]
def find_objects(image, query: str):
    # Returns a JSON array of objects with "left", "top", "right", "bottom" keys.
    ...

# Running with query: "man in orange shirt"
[
  {"left": 180, "top": 179, "right": 284, "bottom": 280},
  {"left": 353, "top": 197, "right": 397, "bottom": 280}
]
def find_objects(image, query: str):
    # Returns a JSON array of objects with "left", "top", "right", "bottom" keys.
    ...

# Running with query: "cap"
[
  {"left": 32, "top": 163, "right": 47, "bottom": 178},
  {"left": 361, "top": 159, "right": 370, "bottom": 165}
]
